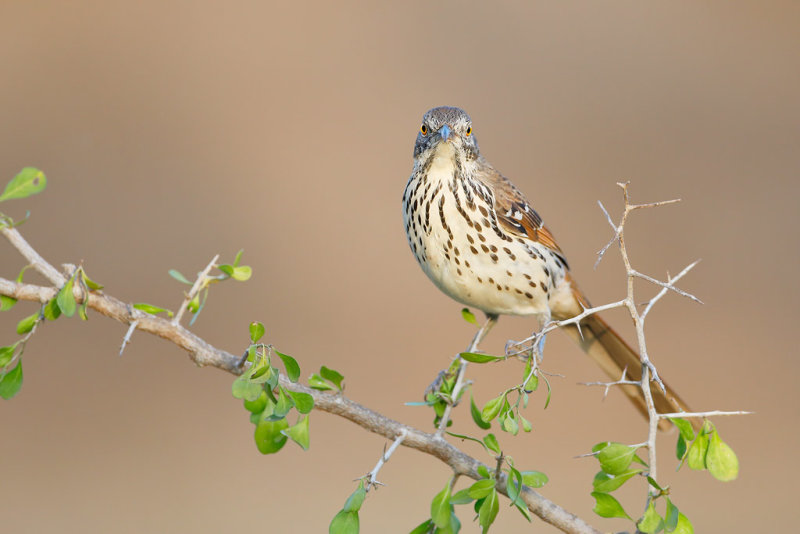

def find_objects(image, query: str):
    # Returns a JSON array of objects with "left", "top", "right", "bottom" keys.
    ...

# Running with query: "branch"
[
  {"left": 0, "top": 225, "right": 601, "bottom": 534},
  {"left": 365, "top": 429, "right": 407, "bottom": 490}
]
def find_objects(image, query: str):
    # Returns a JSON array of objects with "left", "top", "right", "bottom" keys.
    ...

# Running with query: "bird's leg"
[{"left": 532, "top": 310, "right": 551, "bottom": 363}]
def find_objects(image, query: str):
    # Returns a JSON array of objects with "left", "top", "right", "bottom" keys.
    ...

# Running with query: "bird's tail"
[{"left": 560, "top": 313, "right": 698, "bottom": 431}]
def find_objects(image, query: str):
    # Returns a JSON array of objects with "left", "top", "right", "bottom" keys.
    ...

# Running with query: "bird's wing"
[{"left": 478, "top": 162, "right": 567, "bottom": 266}]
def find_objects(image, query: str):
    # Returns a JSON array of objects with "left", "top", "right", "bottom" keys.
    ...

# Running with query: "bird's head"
[{"left": 413, "top": 106, "right": 480, "bottom": 162}]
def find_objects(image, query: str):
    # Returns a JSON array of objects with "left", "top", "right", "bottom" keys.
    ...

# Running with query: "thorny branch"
[
  {"left": 0, "top": 224, "right": 600, "bottom": 534},
  {"left": 508, "top": 183, "right": 748, "bottom": 512},
  {"left": 364, "top": 429, "right": 407, "bottom": 491}
]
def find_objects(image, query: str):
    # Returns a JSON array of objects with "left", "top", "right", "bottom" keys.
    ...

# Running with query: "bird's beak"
[{"left": 438, "top": 125, "right": 452, "bottom": 142}]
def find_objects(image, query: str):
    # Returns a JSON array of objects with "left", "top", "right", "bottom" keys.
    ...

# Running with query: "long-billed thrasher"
[{"left": 402, "top": 106, "right": 691, "bottom": 427}]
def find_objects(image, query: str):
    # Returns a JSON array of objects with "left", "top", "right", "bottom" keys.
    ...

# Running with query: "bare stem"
[
  {"left": 173, "top": 255, "right": 219, "bottom": 325},
  {"left": 365, "top": 429, "right": 407, "bottom": 491}
]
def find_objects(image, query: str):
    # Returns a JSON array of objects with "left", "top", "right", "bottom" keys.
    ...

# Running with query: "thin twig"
[
  {"left": 365, "top": 429, "right": 408, "bottom": 491},
  {"left": 435, "top": 315, "right": 497, "bottom": 438},
  {"left": 119, "top": 320, "right": 139, "bottom": 356},
  {"left": 579, "top": 368, "right": 638, "bottom": 400},
  {"left": 172, "top": 255, "right": 219, "bottom": 325},
  {"left": 658, "top": 410, "right": 753, "bottom": 419},
  {"left": 641, "top": 260, "right": 700, "bottom": 321}
]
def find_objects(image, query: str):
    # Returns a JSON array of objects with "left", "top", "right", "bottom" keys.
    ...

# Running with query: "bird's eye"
[
  {"left": 466, "top": 126, "right": 472, "bottom": 136},
  {"left": 420, "top": 124, "right": 428, "bottom": 135}
]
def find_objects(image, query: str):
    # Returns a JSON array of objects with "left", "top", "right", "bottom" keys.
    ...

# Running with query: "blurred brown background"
[{"left": 1, "top": 1, "right": 798, "bottom": 532}]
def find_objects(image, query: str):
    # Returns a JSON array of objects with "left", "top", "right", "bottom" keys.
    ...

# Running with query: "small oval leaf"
[{"left": 0, "top": 167, "right": 46, "bottom": 202}]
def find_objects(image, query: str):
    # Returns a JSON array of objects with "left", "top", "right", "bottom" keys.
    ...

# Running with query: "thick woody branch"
[{"left": 0, "top": 225, "right": 600, "bottom": 534}]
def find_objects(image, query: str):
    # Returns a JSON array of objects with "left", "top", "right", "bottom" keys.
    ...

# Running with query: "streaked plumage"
[{"left": 403, "top": 106, "right": 693, "bottom": 428}]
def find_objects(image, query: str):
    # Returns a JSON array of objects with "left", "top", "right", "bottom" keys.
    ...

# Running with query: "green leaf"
[
  {"left": 513, "top": 500, "right": 532, "bottom": 522},
  {"left": 450, "top": 488, "right": 473, "bottom": 505},
  {"left": 0, "top": 344, "right": 17, "bottom": 367},
  {"left": 16, "top": 265, "right": 31, "bottom": 283},
  {"left": 459, "top": 352, "right": 502, "bottom": 363},
  {"left": 676, "top": 434, "right": 687, "bottom": 461},
  {"left": 243, "top": 391, "right": 268, "bottom": 414},
  {"left": 673, "top": 512, "right": 694, "bottom": 534},
  {"left": 43, "top": 298, "right": 61, "bottom": 321},
  {"left": 168, "top": 269, "right": 192, "bottom": 285},
  {"left": 670, "top": 417, "right": 696, "bottom": 442},
  {"left": 468, "top": 479, "right": 495, "bottom": 499},
  {"left": 592, "top": 469, "right": 641, "bottom": 493},
  {"left": 687, "top": 431, "right": 709, "bottom": 470},
  {"left": 0, "top": 167, "right": 46, "bottom": 202},
  {"left": 522, "top": 358, "right": 538, "bottom": 391},
  {"left": 249, "top": 322, "right": 265, "bottom": 343},
  {"left": 597, "top": 443, "right": 637, "bottom": 475},
  {"left": 477, "top": 488, "right": 499, "bottom": 532},
  {"left": 481, "top": 393, "right": 506, "bottom": 423},
  {"left": 276, "top": 350, "right": 301, "bottom": 382},
  {"left": 231, "top": 265, "right": 252, "bottom": 281},
  {"left": 541, "top": 373, "right": 552, "bottom": 409},
  {"left": 0, "top": 360, "right": 23, "bottom": 399},
  {"left": 16, "top": 313, "right": 38, "bottom": 334},
  {"left": 320, "top": 366, "right": 345, "bottom": 390},
  {"left": 0, "top": 295, "right": 17, "bottom": 311},
  {"left": 254, "top": 418, "right": 289, "bottom": 454},
  {"left": 520, "top": 415, "right": 532, "bottom": 433},
  {"left": 637, "top": 501, "right": 664, "bottom": 534},
  {"left": 232, "top": 249, "right": 244, "bottom": 267},
  {"left": 132, "top": 303, "right": 174, "bottom": 317},
  {"left": 343, "top": 482, "right": 366, "bottom": 512},
  {"left": 409, "top": 519, "right": 434, "bottom": 534},
  {"left": 309, "top": 373, "right": 335, "bottom": 391},
  {"left": 56, "top": 276, "right": 76, "bottom": 317},
  {"left": 281, "top": 415, "right": 310, "bottom": 450},
  {"left": 664, "top": 498, "right": 679, "bottom": 533},
  {"left": 470, "top": 394, "right": 491, "bottom": 430},
  {"left": 446, "top": 432, "right": 489, "bottom": 453},
  {"left": 705, "top": 428, "right": 739, "bottom": 481},
  {"left": 483, "top": 433, "right": 500, "bottom": 455},
  {"left": 329, "top": 510, "right": 359, "bottom": 534},
  {"left": 590, "top": 492, "right": 631, "bottom": 519},
  {"left": 287, "top": 389, "right": 314, "bottom": 414},
  {"left": 477, "top": 465, "right": 491, "bottom": 479},
  {"left": 501, "top": 412, "right": 519, "bottom": 435},
  {"left": 271, "top": 386, "right": 294, "bottom": 419},
  {"left": 187, "top": 294, "right": 200, "bottom": 313},
  {"left": 248, "top": 357, "right": 273, "bottom": 382},
  {"left": 78, "top": 297, "right": 89, "bottom": 321},
  {"left": 430, "top": 481, "right": 452, "bottom": 528},
  {"left": 232, "top": 374, "right": 264, "bottom": 401},
  {"left": 520, "top": 471, "right": 548, "bottom": 488},
  {"left": 80, "top": 270, "right": 104, "bottom": 290},
  {"left": 461, "top": 308, "right": 478, "bottom": 326},
  {"left": 646, "top": 476, "right": 664, "bottom": 492},
  {"left": 505, "top": 464, "right": 523, "bottom": 506}
]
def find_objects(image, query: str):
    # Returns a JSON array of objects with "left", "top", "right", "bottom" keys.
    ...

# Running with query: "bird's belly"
[{"left": 415, "top": 204, "right": 564, "bottom": 318}]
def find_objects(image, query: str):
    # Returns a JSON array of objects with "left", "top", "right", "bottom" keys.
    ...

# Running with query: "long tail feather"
[{"left": 561, "top": 313, "right": 699, "bottom": 431}]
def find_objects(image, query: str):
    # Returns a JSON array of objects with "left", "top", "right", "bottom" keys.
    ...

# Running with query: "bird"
[{"left": 402, "top": 106, "right": 692, "bottom": 429}]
